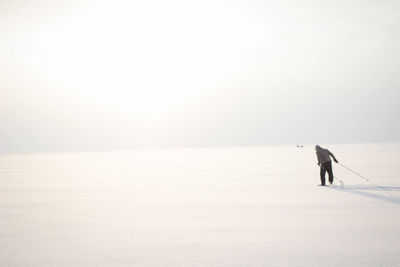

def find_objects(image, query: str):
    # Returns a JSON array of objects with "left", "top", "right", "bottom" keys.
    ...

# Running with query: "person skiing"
[{"left": 315, "top": 145, "right": 338, "bottom": 186}]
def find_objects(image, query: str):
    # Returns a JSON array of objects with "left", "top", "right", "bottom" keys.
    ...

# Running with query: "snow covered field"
[{"left": 1, "top": 143, "right": 400, "bottom": 266}]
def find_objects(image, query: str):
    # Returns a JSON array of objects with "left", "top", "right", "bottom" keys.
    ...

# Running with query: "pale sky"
[{"left": 1, "top": 0, "right": 399, "bottom": 153}]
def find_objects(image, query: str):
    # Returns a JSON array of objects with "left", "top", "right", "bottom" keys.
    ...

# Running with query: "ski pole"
[{"left": 338, "top": 163, "right": 369, "bottom": 182}]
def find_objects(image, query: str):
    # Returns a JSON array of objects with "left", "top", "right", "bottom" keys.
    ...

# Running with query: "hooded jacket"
[{"left": 315, "top": 145, "right": 337, "bottom": 164}]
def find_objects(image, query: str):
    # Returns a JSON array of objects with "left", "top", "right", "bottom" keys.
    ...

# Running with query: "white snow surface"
[{"left": 1, "top": 143, "right": 400, "bottom": 266}]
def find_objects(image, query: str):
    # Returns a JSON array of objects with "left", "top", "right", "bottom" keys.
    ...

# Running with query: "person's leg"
[
  {"left": 320, "top": 165, "right": 326, "bottom": 185},
  {"left": 325, "top": 162, "right": 334, "bottom": 184}
]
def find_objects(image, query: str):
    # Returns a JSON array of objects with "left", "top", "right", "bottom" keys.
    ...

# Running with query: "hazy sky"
[{"left": 1, "top": 0, "right": 399, "bottom": 153}]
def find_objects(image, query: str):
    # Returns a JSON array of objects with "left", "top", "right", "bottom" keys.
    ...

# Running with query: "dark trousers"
[{"left": 320, "top": 162, "right": 334, "bottom": 185}]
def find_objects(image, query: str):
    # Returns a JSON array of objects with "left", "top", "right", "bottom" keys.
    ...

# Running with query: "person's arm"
[
  {"left": 316, "top": 152, "right": 321, "bottom": 165},
  {"left": 328, "top": 151, "right": 338, "bottom": 163}
]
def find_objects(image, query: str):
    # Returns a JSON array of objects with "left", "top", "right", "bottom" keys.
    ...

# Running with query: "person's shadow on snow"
[{"left": 329, "top": 184, "right": 400, "bottom": 205}]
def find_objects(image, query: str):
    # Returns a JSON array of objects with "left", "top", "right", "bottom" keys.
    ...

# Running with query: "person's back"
[{"left": 315, "top": 145, "right": 335, "bottom": 164}]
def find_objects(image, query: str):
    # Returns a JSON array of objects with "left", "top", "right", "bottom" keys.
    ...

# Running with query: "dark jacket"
[{"left": 315, "top": 145, "right": 338, "bottom": 164}]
